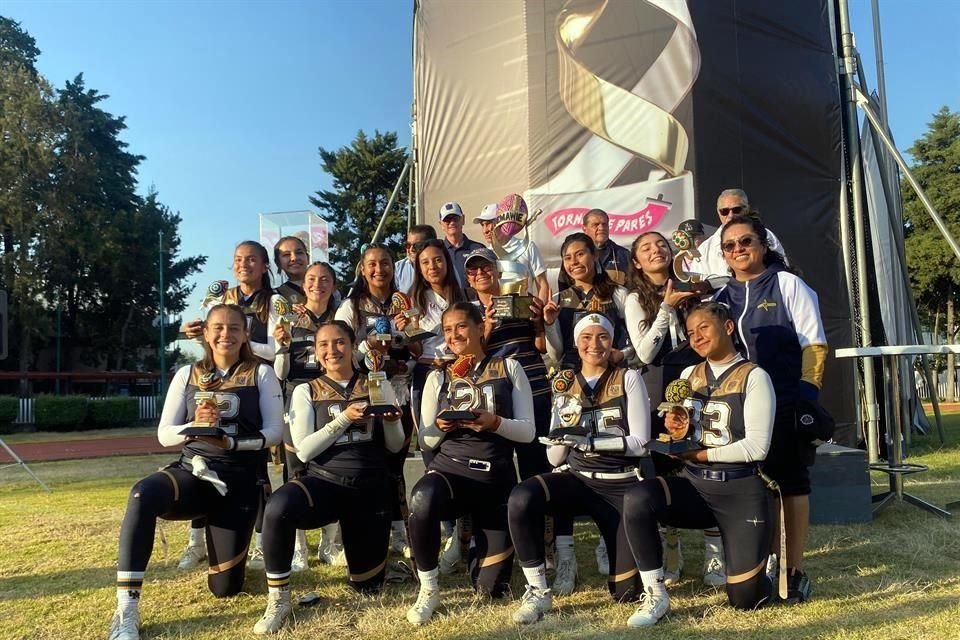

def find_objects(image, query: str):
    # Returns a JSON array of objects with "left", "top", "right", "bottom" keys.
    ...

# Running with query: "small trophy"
[
  {"left": 180, "top": 373, "right": 227, "bottom": 437},
  {"left": 371, "top": 315, "right": 393, "bottom": 347},
  {"left": 201, "top": 280, "right": 230, "bottom": 313},
  {"left": 362, "top": 350, "right": 397, "bottom": 417},
  {"left": 670, "top": 229, "right": 714, "bottom": 294},
  {"left": 272, "top": 297, "right": 299, "bottom": 345},
  {"left": 490, "top": 194, "right": 542, "bottom": 320},
  {"left": 647, "top": 378, "right": 702, "bottom": 455},
  {"left": 388, "top": 292, "right": 435, "bottom": 343},
  {"left": 437, "top": 355, "right": 480, "bottom": 421}
]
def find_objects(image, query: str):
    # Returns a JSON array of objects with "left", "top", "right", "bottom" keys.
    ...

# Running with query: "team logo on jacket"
[{"left": 757, "top": 299, "right": 777, "bottom": 312}]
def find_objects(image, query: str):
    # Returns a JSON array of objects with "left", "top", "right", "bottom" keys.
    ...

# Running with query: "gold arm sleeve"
[{"left": 801, "top": 344, "right": 829, "bottom": 389}]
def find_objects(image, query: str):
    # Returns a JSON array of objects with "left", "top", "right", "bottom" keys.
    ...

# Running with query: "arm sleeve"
[
  {"left": 291, "top": 384, "right": 353, "bottom": 462},
  {"left": 273, "top": 352, "right": 290, "bottom": 382},
  {"left": 613, "top": 287, "right": 635, "bottom": 362},
  {"left": 418, "top": 370, "right": 445, "bottom": 451},
  {"left": 780, "top": 274, "right": 828, "bottom": 387},
  {"left": 527, "top": 242, "right": 547, "bottom": 278},
  {"left": 252, "top": 365, "right": 284, "bottom": 448},
  {"left": 625, "top": 293, "right": 674, "bottom": 365},
  {"left": 380, "top": 382, "right": 406, "bottom": 453},
  {"left": 334, "top": 299, "right": 357, "bottom": 328},
  {"left": 545, "top": 321, "right": 564, "bottom": 366},
  {"left": 157, "top": 366, "right": 193, "bottom": 447},
  {"left": 767, "top": 229, "right": 789, "bottom": 265},
  {"left": 496, "top": 359, "right": 536, "bottom": 443},
  {"left": 546, "top": 408, "right": 570, "bottom": 467},
  {"left": 250, "top": 337, "right": 276, "bottom": 363},
  {"left": 623, "top": 369, "right": 651, "bottom": 455},
  {"left": 706, "top": 367, "right": 775, "bottom": 463}
]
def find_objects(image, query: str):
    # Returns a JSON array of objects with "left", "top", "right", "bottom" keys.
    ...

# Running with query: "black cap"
[{"left": 678, "top": 219, "right": 704, "bottom": 235}]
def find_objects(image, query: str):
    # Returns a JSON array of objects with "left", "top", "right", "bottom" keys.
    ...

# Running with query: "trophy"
[
  {"left": 670, "top": 229, "right": 714, "bottom": 294},
  {"left": 490, "top": 194, "right": 543, "bottom": 320},
  {"left": 437, "top": 355, "right": 480, "bottom": 421},
  {"left": 180, "top": 373, "right": 227, "bottom": 437},
  {"left": 201, "top": 280, "right": 230, "bottom": 313},
  {"left": 388, "top": 292, "right": 435, "bottom": 343},
  {"left": 362, "top": 350, "right": 397, "bottom": 417},
  {"left": 371, "top": 315, "right": 393, "bottom": 347},
  {"left": 272, "top": 296, "right": 299, "bottom": 346},
  {"left": 647, "top": 378, "right": 702, "bottom": 455}
]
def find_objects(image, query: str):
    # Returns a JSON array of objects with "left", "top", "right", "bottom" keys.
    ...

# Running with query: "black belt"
[
  {"left": 308, "top": 465, "right": 386, "bottom": 489},
  {"left": 685, "top": 464, "right": 757, "bottom": 482}
]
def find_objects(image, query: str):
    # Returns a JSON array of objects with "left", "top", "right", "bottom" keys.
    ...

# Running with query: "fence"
[{"left": 14, "top": 395, "right": 161, "bottom": 425}]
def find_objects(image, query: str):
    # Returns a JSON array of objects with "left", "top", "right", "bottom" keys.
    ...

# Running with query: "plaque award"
[
  {"left": 647, "top": 378, "right": 702, "bottom": 455},
  {"left": 362, "top": 350, "right": 397, "bottom": 417},
  {"left": 490, "top": 194, "right": 542, "bottom": 320},
  {"left": 180, "top": 373, "right": 227, "bottom": 437},
  {"left": 388, "top": 292, "right": 435, "bottom": 343}
]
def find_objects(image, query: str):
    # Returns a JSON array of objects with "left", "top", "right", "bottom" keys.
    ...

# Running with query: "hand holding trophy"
[
  {"left": 180, "top": 280, "right": 230, "bottom": 340},
  {"left": 388, "top": 292, "right": 434, "bottom": 343},
  {"left": 490, "top": 194, "right": 543, "bottom": 320},
  {"left": 272, "top": 297, "right": 299, "bottom": 347},
  {"left": 436, "top": 355, "right": 481, "bottom": 422},
  {"left": 362, "top": 350, "right": 399, "bottom": 417},
  {"left": 180, "top": 373, "right": 228, "bottom": 439},
  {"left": 647, "top": 378, "right": 702, "bottom": 455}
]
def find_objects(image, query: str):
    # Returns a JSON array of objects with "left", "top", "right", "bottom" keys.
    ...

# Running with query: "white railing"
[{"left": 14, "top": 395, "right": 161, "bottom": 425}]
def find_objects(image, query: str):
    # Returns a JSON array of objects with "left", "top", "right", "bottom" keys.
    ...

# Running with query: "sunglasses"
[
  {"left": 718, "top": 206, "right": 744, "bottom": 216},
  {"left": 465, "top": 262, "right": 495, "bottom": 274},
  {"left": 721, "top": 234, "right": 760, "bottom": 253}
]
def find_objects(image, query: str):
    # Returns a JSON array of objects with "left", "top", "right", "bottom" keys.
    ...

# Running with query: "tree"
[
  {"left": 903, "top": 106, "right": 960, "bottom": 397},
  {"left": 309, "top": 130, "right": 409, "bottom": 282},
  {"left": 0, "top": 16, "right": 40, "bottom": 73}
]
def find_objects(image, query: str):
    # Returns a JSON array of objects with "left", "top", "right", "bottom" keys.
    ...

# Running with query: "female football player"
[
  {"left": 107, "top": 304, "right": 283, "bottom": 640},
  {"left": 405, "top": 302, "right": 535, "bottom": 625},
  {"left": 252, "top": 320, "right": 406, "bottom": 634},
  {"left": 506, "top": 313, "right": 653, "bottom": 624},
  {"left": 273, "top": 235, "right": 310, "bottom": 304},
  {"left": 621, "top": 301, "right": 776, "bottom": 627}
]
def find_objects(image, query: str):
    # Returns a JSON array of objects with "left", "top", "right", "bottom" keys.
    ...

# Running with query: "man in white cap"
[
  {"left": 474, "top": 202, "right": 551, "bottom": 303},
  {"left": 439, "top": 201, "right": 485, "bottom": 287}
]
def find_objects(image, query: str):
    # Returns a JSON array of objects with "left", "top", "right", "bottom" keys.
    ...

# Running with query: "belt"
[
  {"left": 556, "top": 464, "right": 643, "bottom": 481},
  {"left": 685, "top": 464, "right": 757, "bottom": 482},
  {"left": 448, "top": 456, "right": 493, "bottom": 473},
  {"left": 308, "top": 465, "right": 386, "bottom": 489}
]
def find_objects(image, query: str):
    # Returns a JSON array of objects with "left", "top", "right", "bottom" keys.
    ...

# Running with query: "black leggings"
[
  {"left": 118, "top": 463, "right": 259, "bottom": 597},
  {"left": 622, "top": 469, "right": 774, "bottom": 610},
  {"left": 408, "top": 470, "right": 515, "bottom": 598},
  {"left": 508, "top": 470, "right": 644, "bottom": 602},
  {"left": 515, "top": 393, "right": 552, "bottom": 481},
  {"left": 262, "top": 472, "right": 391, "bottom": 592},
  {"left": 387, "top": 404, "right": 414, "bottom": 521}
]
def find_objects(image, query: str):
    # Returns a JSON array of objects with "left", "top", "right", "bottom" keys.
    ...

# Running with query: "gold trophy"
[
  {"left": 272, "top": 297, "right": 299, "bottom": 346},
  {"left": 388, "top": 292, "right": 434, "bottom": 343},
  {"left": 670, "top": 229, "right": 713, "bottom": 294},
  {"left": 490, "top": 194, "right": 542, "bottom": 320},
  {"left": 180, "top": 373, "right": 227, "bottom": 437},
  {"left": 436, "top": 355, "right": 481, "bottom": 421},
  {"left": 362, "top": 349, "right": 396, "bottom": 417},
  {"left": 647, "top": 378, "right": 702, "bottom": 454}
]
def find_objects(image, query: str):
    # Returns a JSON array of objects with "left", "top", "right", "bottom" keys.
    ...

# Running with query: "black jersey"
[
  {"left": 684, "top": 359, "right": 757, "bottom": 471},
  {"left": 561, "top": 366, "right": 636, "bottom": 474},
  {"left": 183, "top": 361, "right": 265, "bottom": 467},
  {"left": 224, "top": 286, "right": 271, "bottom": 353},
  {"left": 431, "top": 357, "right": 516, "bottom": 482},
  {"left": 555, "top": 287, "right": 626, "bottom": 369},
  {"left": 304, "top": 374, "right": 387, "bottom": 478},
  {"left": 284, "top": 308, "right": 335, "bottom": 391},
  {"left": 354, "top": 296, "right": 411, "bottom": 363},
  {"left": 275, "top": 281, "right": 306, "bottom": 305}
]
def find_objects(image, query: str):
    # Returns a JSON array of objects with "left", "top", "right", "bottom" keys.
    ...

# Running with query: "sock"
[
  {"left": 640, "top": 568, "right": 668, "bottom": 597},
  {"left": 116, "top": 571, "right": 144, "bottom": 611},
  {"left": 442, "top": 520, "right": 456, "bottom": 538},
  {"left": 417, "top": 567, "right": 439, "bottom": 591},
  {"left": 521, "top": 564, "right": 549, "bottom": 591},
  {"left": 254, "top": 530, "right": 263, "bottom": 550},
  {"left": 266, "top": 570, "right": 291, "bottom": 595},
  {"left": 295, "top": 530, "right": 308, "bottom": 553},
  {"left": 188, "top": 526, "right": 204, "bottom": 547},
  {"left": 704, "top": 528, "right": 722, "bottom": 557},
  {"left": 556, "top": 535, "right": 574, "bottom": 561}
]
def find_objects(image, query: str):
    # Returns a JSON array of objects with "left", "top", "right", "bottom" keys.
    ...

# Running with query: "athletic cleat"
[
  {"left": 406, "top": 587, "right": 440, "bottom": 624},
  {"left": 512, "top": 585, "right": 553, "bottom": 624},
  {"left": 107, "top": 608, "right": 140, "bottom": 640},
  {"left": 390, "top": 521, "right": 410, "bottom": 557},
  {"left": 438, "top": 531, "right": 462, "bottom": 575},
  {"left": 291, "top": 541, "right": 309, "bottom": 573},
  {"left": 247, "top": 544, "right": 266, "bottom": 571},
  {"left": 318, "top": 540, "right": 346, "bottom": 566},
  {"left": 663, "top": 538, "right": 683, "bottom": 586},
  {"left": 177, "top": 543, "right": 206, "bottom": 570},
  {"left": 551, "top": 556, "right": 577, "bottom": 596},
  {"left": 785, "top": 569, "right": 812, "bottom": 604},
  {"left": 253, "top": 590, "right": 292, "bottom": 635},
  {"left": 595, "top": 538, "right": 610, "bottom": 576},
  {"left": 702, "top": 554, "right": 726, "bottom": 587},
  {"left": 765, "top": 554, "right": 778, "bottom": 587},
  {"left": 627, "top": 587, "right": 670, "bottom": 628}
]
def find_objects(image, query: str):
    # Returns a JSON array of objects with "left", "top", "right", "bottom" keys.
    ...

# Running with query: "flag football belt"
[
  {"left": 307, "top": 465, "right": 386, "bottom": 490},
  {"left": 684, "top": 464, "right": 757, "bottom": 482},
  {"left": 448, "top": 457, "right": 493, "bottom": 472},
  {"left": 556, "top": 464, "right": 642, "bottom": 481}
]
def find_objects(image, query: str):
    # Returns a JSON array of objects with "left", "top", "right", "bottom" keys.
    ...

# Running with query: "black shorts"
[{"left": 761, "top": 408, "right": 816, "bottom": 496}]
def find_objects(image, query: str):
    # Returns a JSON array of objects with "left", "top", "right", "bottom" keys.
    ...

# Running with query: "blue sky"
[{"left": 4, "top": 0, "right": 959, "bottom": 353}]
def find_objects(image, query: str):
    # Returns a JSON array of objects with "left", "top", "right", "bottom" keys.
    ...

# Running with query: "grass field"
[{"left": 2, "top": 420, "right": 960, "bottom": 640}]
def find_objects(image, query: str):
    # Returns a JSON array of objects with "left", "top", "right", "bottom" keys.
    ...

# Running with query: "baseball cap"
[
  {"left": 463, "top": 247, "right": 498, "bottom": 267},
  {"left": 473, "top": 203, "right": 498, "bottom": 224},
  {"left": 678, "top": 219, "right": 705, "bottom": 235},
  {"left": 439, "top": 202, "right": 464, "bottom": 220}
]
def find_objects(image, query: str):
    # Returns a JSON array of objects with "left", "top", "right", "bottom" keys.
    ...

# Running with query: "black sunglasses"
[
  {"left": 721, "top": 234, "right": 760, "bottom": 253},
  {"left": 718, "top": 206, "right": 744, "bottom": 216}
]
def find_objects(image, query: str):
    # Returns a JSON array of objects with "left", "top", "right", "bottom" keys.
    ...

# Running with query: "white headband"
[{"left": 573, "top": 313, "right": 614, "bottom": 343}]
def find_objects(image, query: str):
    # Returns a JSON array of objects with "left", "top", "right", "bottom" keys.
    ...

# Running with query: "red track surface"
[{"left": 0, "top": 435, "right": 177, "bottom": 463}]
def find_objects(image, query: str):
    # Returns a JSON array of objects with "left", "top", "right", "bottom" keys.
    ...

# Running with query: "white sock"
[
  {"left": 266, "top": 570, "right": 291, "bottom": 596},
  {"left": 522, "top": 564, "right": 549, "bottom": 590},
  {"left": 556, "top": 535, "right": 575, "bottom": 561},
  {"left": 417, "top": 567, "right": 439, "bottom": 591},
  {"left": 704, "top": 528, "right": 722, "bottom": 556},
  {"left": 188, "top": 526, "right": 204, "bottom": 547},
  {"left": 295, "top": 530, "right": 308, "bottom": 553},
  {"left": 254, "top": 530, "right": 263, "bottom": 550},
  {"left": 640, "top": 568, "right": 668, "bottom": 597},
  {"left": 117, "top": 588, "right": 141, "bottom": 611}
]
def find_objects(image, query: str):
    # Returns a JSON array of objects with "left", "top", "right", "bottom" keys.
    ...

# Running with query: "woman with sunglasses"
[
  {"left": 620, "top": 301, "right": 776, "bottom": 627},
  {"left": 107, "top": 304, "right": 283, "bottom": 640},
  {"left": 713, "top": 215, "right": 827, "bottom": 604},
  {"left": 507, "top": 313, "right": 653, "bottom": 625},
  {"left": 405, "top": 302, "right": 535, "bottom": 625},
  {"left": 252, "top": 320, "right": 406, "bottom": 634}
]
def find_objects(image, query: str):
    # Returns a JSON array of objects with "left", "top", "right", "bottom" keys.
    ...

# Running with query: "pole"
[
  {"left": 870, "top": 0, "right": 891, "bottom": 127},
  {"left": 158, "top": 230, "right": 166, "bottom": 398},
  {"left": 370, "top": 157, "right": 411, "bottom": 245},
  {"left": 55, "top": 301, "right": 61, "bottom": 395},
  {"left": 838, "top": 0, "right": 881, "bottom": 463}
]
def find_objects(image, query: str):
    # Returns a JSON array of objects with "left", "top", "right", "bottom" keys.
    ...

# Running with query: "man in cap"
[
  {"left": 474, "top": 202, "right": 550, "bottom": 303},
  {"left": 698, "top": 189, "right": 788, "bottom": 276},
  {"left": 439, "top": 201, "right": 485, "bottom": 287}
]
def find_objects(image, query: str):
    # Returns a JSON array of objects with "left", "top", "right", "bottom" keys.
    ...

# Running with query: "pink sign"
[{"left": 543, "top": 196, "right": 674, "bottom": 237}]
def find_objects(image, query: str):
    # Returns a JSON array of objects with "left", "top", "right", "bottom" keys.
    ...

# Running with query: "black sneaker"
[{"left": 784, "top": 569, "right": 812, "bottom": 604}]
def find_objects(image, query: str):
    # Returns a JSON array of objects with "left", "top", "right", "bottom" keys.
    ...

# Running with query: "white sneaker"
[
  {"left": 177, "top": 543, "right": 206, "bottom": 570},
  {"left": 438, "top": 530, "right": 461, "bottom": 575},
  {"left": 626, "top": 587, "right": 670, "bottom": 628},
  {"left": 390, "top": 522, "right": 410, "bottom": 557},
  {"left": 107, "top": 607, "right": 140, "bottom": 640},
  {"left": 703, "top": 554, "right": 726, "bottom": 587},
  {"left": 595, "top": 539, "right": 610, "bottom": 576},
  {"left": 291, "top": 535, "right": 309, "bottom": 573},
  {"left": 512, "top": 585, "right": 553, "bottom": 624},
  {"left": 406, "top": 587, "right": 440, "bottom": 624},
  {"left": 552, "top": 556, "right": 577, "bottom": 596},
  {"left": 248, "top": 544, "right": 265, "bottom": 571},
  {"left": 253, "top": 591, "right": 292, "bottom": 635},
  {"left": 663, "top": 538, "right": 683, "bottom": 586},
  {"left": 318, "top": 539, "right": 346, "bottom": 566}
]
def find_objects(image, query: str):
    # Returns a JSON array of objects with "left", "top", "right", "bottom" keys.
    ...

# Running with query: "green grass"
[{"left": 2, "top": 419, "right": 960, "bottom": 640}]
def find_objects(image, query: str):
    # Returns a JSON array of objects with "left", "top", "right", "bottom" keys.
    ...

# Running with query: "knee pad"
[
  {"left": 507, "top": 480, "right": 543, "bottom": 516},
  {"left": 408, "top": 474, "right": 446, "bottom": 517}
]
